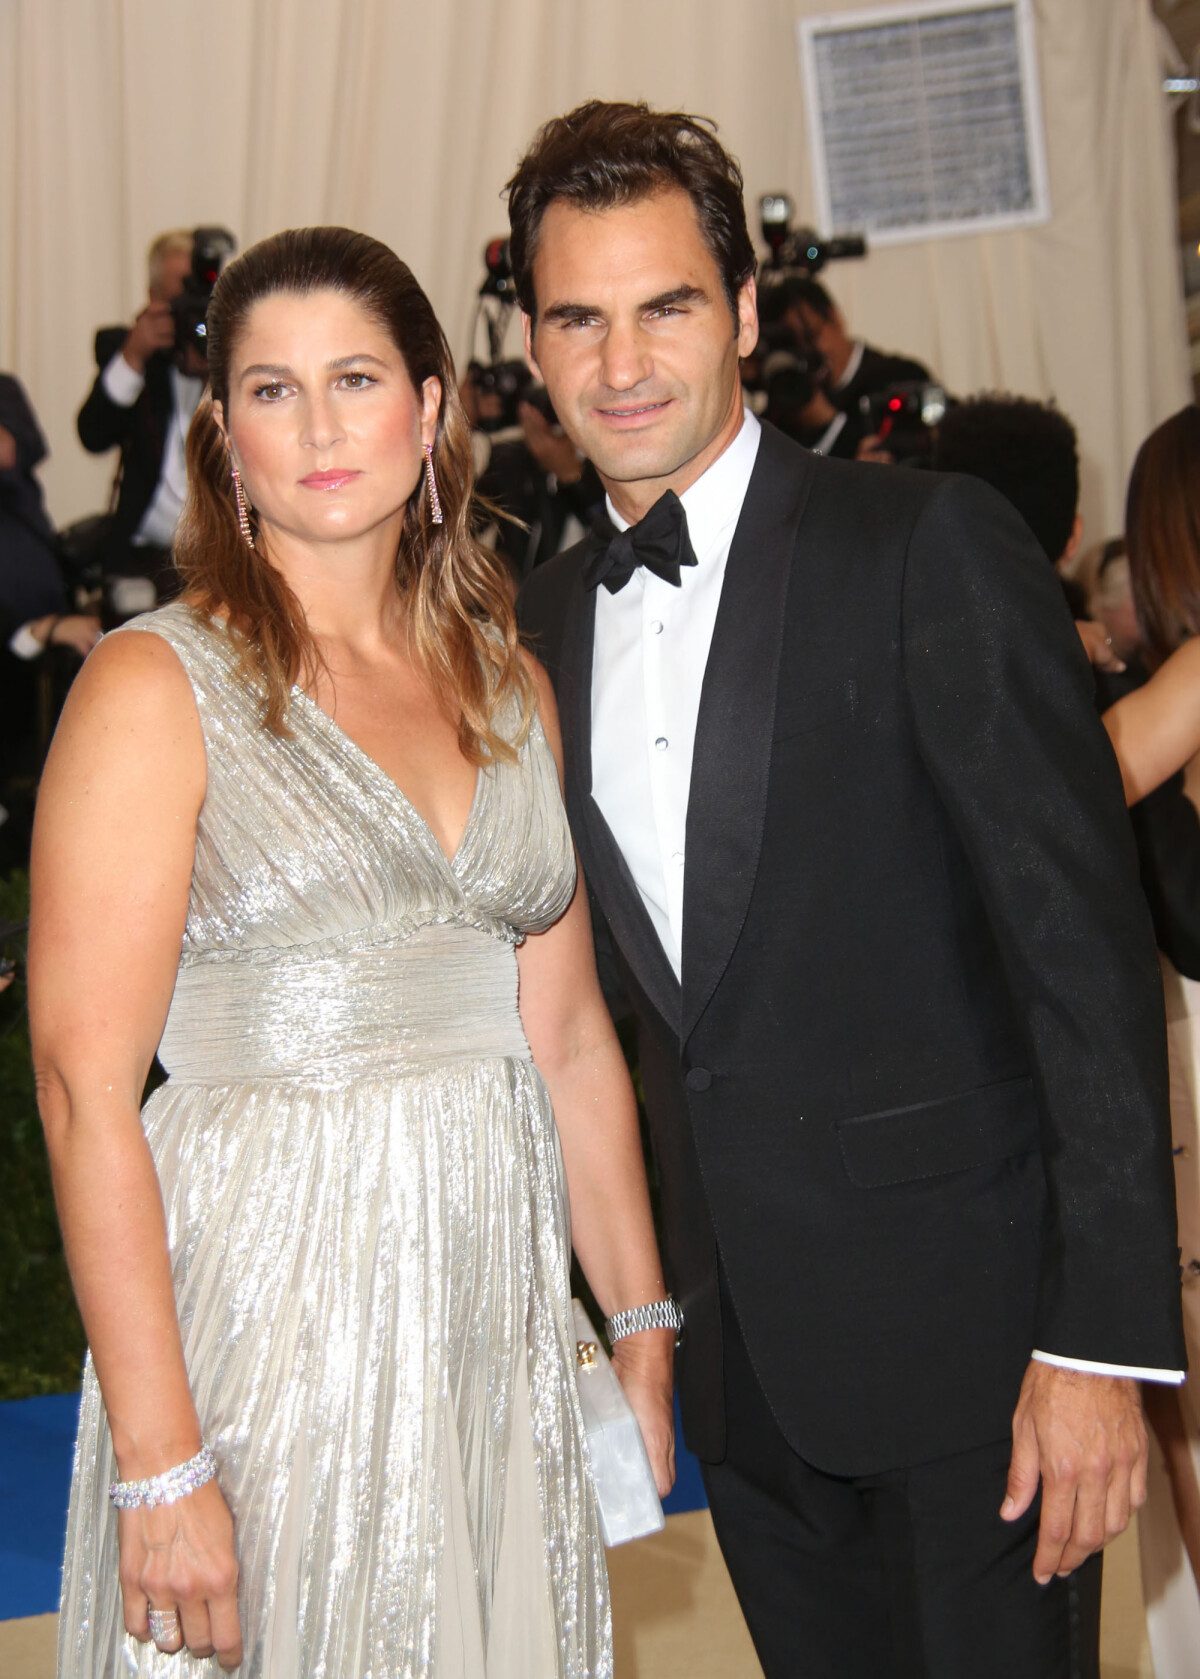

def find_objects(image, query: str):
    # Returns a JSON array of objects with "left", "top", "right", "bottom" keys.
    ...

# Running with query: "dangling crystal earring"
[
  {"left": 231, "top": 463, "right": 255, "bottom": 550},
  {"left": 424, "top": 443, "right": 444, "bottom": 525}
]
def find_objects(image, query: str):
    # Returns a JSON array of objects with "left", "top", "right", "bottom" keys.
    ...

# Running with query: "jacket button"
[{"left": 685, "top": 1067, "right": 712, "bottom": 1092}]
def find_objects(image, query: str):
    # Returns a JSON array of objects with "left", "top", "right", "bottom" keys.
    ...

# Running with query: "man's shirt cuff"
[
  {"left": 1032, "top": 1349, "right": 1185, "bottom": 1384},
  {"left": 101, "top": 350, "right": 146, "bottom": 407},
  {"left": 8, "top": 622, "right": 44, "bottom": 660}
]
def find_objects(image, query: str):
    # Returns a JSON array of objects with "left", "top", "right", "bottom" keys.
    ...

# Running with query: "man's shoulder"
[
  {"left": 777, "top": 431, "right": 943, "bottom": 524},
  {"left": 517, "top": 534, "right": 593, "bottom": 631}
]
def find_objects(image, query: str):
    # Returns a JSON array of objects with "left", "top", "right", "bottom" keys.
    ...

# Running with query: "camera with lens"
[
  {"left": 744, "top": 319, "right": 828, "bottom": 437},
  {"left": 468, "top": 238, "right": 557, "bottom": 432},
  {"left": 467, "top": 358, "right": 535, "bottom": 432},
  {"left": 758, "top": 194, "right": 866, "bottom": 276},
  {"left": 171, "top": 226, "right": 237, "bottom": 363},
  {"left": 860, "top": 382, "right": 949, "bottom": 466}
]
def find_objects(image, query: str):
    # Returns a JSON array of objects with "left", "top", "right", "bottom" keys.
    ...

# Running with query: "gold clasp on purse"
[{"left": 577, "top": 1340, "right": 599, "bottom": 1370}]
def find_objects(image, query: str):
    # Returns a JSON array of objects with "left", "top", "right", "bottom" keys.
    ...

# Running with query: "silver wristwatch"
[{"left": 605, "top": 1297, "right": 685, "bottom": 1345}]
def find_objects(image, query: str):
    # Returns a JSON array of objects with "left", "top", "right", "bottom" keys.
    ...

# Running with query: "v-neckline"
[{"left": 292, "top": 688, "right": 484, "bottom": 871}]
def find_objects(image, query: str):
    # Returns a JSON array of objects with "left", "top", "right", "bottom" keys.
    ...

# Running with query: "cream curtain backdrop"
[{"left": 0, "top": 0, "right": 1189, "bottom": 540}]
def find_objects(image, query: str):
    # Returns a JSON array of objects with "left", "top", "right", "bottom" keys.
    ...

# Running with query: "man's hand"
[
  {"left": 27, "top": 615, "right": 103, "bottom": 659},
  {"left": 855, "top": 432, "right": 895, "bottom": 465},
  {"left": 1076, "top": 619, "right": 1126, "bottom": 673},
  {"left": 1001, "top": 1361, "right": 1147, "bottom": 1584},
  {"left": 122, "top": 300, "right": 175, "bottom": 375},
  {"left": 0, "top": 424, "right": 17, "bottom": 472},
  {"left": 518, "top": 401, "right": 583, "bottom": 484}
]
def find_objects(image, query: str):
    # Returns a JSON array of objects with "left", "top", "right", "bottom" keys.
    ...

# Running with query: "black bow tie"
[{"left": 582, "top": 490, "right": 698, "bottom": 594}]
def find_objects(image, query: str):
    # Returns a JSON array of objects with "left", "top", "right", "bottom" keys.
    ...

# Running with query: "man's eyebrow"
[
  {"left": 642, "top": 285, "right": 710, "bottom": 311},
  {"left": 541, "top": 301, "right": 602, "bottom": 325},
  {"left": 540, "top": 284, "right": 710, "bottom": 326}
]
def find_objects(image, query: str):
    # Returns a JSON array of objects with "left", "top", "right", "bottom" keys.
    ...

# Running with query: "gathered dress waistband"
[{"left": 158, "top": 923, "right": 530, "bottom": 1085}]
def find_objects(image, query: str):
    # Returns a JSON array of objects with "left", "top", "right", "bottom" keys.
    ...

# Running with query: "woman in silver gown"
[{"left": 30, "top": 228, "right": 675, "bottom": 1677}]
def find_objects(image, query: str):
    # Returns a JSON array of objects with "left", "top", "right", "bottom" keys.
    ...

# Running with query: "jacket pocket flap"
[{"left": 836, "top": 1076, "right": 1039, "bottom": 1189}]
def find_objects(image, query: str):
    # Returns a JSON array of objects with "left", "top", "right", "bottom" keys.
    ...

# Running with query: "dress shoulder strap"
[{"left": 115, "top": 601, "right": 261, "bottom": 732}]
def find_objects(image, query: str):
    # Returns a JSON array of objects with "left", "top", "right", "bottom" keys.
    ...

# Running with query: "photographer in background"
[
  {"left": 462, "top": 238, "right": 605, "bottom": 580},
  {"left": 463, "top": 359, "right": 604, "bottom": 580},
  {"left": 76, "top": 229, "right": 211, "bottom": 614},
  {"left": 776, "top": 274, "right": 931, "bottom": 418},
  {"left": 744, "top": 286, "right": 868, "bottom": 460},
  {"left": 0, "top": 374, "right": 100, "bottom": 863}
]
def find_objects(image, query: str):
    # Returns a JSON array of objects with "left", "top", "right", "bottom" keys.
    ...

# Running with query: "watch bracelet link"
[{"left": 604, "top": 1297, "right": 684, "bottom": 1346}]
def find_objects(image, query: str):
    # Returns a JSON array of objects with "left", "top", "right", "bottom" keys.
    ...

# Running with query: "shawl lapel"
[
  {"left": 680, "top": 426, "right": 817, "bottom": 1045},
  {"left": 558, "top": 532, "right": 683, "bottom": 1037}
]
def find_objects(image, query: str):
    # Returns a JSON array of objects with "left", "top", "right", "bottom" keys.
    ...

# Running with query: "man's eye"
[{"left": 648, "top": 306, "right": 683, "bottom": 320}]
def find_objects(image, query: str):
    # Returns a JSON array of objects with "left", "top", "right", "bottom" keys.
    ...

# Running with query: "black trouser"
[{"left": 700, "top": 1285, "right": 1102, "bottom": 1679}]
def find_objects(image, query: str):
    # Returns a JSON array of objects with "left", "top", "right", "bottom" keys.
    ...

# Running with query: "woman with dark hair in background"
[
  {"left": 30, "top": 227, "right": 673, "bottom": 1677},
  {"left": 1101, "top": 403, "right": 1200, "bottom": 1673}
]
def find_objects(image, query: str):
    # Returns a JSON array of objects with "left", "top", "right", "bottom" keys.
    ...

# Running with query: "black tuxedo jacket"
[
  {"left": 518, "top": 424, "right": 1184, "bottom": 1476},
  {"left": 76, "top": 327, "right": 173, "bottom": 550}
]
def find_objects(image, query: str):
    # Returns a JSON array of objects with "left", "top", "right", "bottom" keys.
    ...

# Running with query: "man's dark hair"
[
  {"left": 775, "top": 275, "right": 836, "bottom": 321},
  {"left": 933, "top": 395, "right": 1079, "bottom": 563},
  {"left": 505, "top": 100, "right": 757, "bottom": 322}
]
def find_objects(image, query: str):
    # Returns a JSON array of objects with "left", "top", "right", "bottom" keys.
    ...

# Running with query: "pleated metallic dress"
[{"left": 58, "top": 602, "right": 611, "bottom": 1678}]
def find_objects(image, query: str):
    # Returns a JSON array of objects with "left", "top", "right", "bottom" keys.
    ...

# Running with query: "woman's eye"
[
  {"left": 254, "top": 383, "right": 287, "bottom": 401},
  {"left": 340, "top": 372, "right": 376, "bottom": 389}
]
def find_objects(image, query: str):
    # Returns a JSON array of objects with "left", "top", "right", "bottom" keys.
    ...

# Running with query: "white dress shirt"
[
  {"left": 101, "top": 351, "right": 204, "bottom": 551},
  {"left": 591, "top": 409, "right": 761, "bottom": 979},
  {"left": 588, "top": 406, "right": 1180, "bottom": 1385}
]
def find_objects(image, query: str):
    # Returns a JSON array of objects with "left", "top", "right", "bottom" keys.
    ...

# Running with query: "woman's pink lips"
[{"left": 299, "top": 469, "right": 362, "bottom": 490}]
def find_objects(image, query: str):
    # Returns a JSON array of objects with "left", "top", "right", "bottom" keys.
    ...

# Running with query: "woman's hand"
[
  {"left": 119, "top": 1479, "right": 243, "bottom": 1668},
  {"left": 611, "top": 1330, "right": 677, "bottom": 1500}
]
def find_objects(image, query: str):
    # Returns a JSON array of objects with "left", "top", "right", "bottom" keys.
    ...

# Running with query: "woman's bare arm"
[
  {"left": 1103, "top": 638, "right": 1200, "bottom": 804},
  {"left": 30, "top": 629, "right": 241, "bottom": 1666},
  {"left": 515, "top": 660, "right": 675, "bottom": 1494}
]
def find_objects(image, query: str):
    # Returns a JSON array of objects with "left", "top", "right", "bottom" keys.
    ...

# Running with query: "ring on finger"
[{"left": 148, "top": 1606, "right": 181, "bottom": 1647}]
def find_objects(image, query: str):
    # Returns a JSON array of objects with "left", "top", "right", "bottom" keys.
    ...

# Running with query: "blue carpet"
[
  {"left": 0, "top": 1390, "right": 80, "bottom": 1620},
  {"left": 0, "top": 1386, "right": 705, "bottom": 1622},
  {"left": 662, "top": 1390, "right": 708, "bottom": 1516}
]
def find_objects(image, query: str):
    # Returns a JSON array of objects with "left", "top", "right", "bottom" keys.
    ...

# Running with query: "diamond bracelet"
[
  {"left": 108, "top": 1444, "right": 217, "bottom": 1510},
  {"left": 605, "top": 1297, "right": 685, "bottom": 1345}
]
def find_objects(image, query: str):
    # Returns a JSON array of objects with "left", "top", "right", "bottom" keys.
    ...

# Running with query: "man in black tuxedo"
[
  {"left": 76, "top": 230, "right": 206, "bottom": 607},
  {"left": 511, "top": 102, "right": 1184, "bottom": 1677}
]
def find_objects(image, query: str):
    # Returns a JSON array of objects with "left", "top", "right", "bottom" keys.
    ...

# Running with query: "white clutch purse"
[{"left": 572, "top": 1298, "right": 666, "bottom": 1547}]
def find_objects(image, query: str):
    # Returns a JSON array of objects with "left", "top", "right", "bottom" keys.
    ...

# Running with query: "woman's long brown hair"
[
  {"left": 175, "top": 226, "right": 533, "bottom": 761},
  {"left": 1126, "top": 404, "right": 1200, "bottom": 671}
]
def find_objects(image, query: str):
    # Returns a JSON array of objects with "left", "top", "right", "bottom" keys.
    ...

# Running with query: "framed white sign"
[{"left": 797, "top": 0, "right": 1051, "bottom": 246}]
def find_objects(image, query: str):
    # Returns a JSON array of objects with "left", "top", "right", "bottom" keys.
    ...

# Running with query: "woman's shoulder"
[
  {"left": 49, "top": 611, "right": 206, "bottom": 779},
  {"left": 114, "top": 599, "right": 243, "bottom": 693}
]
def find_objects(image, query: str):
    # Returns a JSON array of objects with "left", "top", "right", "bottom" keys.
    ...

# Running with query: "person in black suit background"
[
  {"left": 76, "top": 229, "right": 207, "bottom": 611},
  {"left": 776, "top": 272, "right": 932, "bottom": 418},
  {"left": 0, "top": 375, "right": 100, "bottom": 859},
  {"left": 511, "top": 101, "right": 1184, "bottom": 1678}
]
